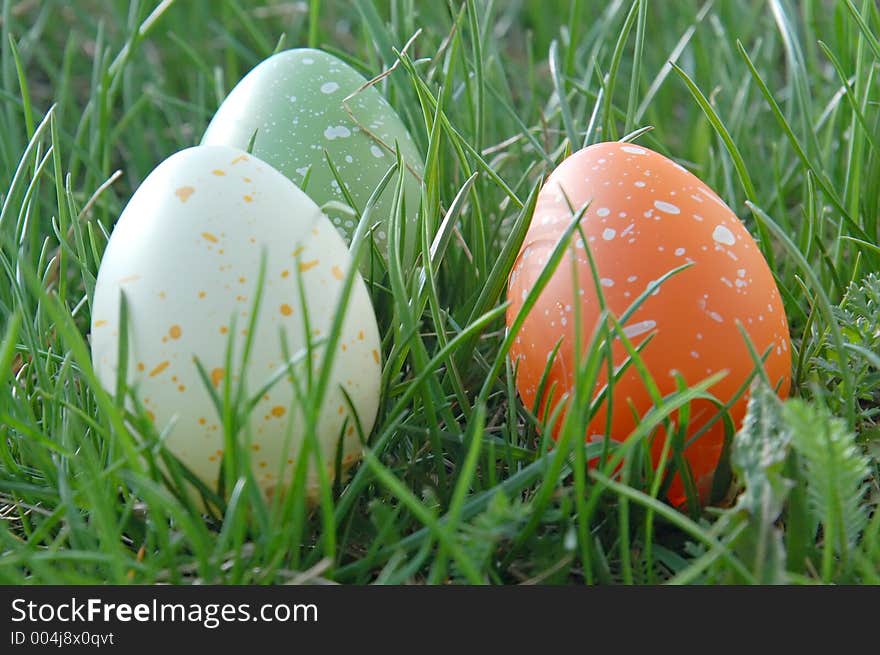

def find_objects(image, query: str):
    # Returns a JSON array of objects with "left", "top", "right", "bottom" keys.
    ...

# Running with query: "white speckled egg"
[
  {"left": 90, "top": 145, "right": 382, "bottom": 501},
  {"left": 201, "top": 48, "right": 423, "bottom": 265}
]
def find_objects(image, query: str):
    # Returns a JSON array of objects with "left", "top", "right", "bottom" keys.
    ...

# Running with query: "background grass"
[{"left": 0, "top": 0, "right": 878, "bottom": 584}]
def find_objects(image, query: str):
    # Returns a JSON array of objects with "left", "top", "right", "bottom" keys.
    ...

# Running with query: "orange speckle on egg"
[
  {"left": 347, "top": 426, "right": 355, "bottom": 436},
  {"left": 251, "top": 443, "right": 261, "bottom": 452},
  {"left": 219, "top": 325, "right": 229, "bottom": 335},
  {"left": 209, "top": 455, "right": 217, "bottom": 462},
  {"left": 158, "top": 291, "right": 166, "bottom": 299},
  {"left": 331, "top": 265, "right": 344, "bottom": 280},
  {"left": 280, "top": 303, "right": 293, "bottom": 316},
  {"left": 243, "top": 176, "right": 252, "bottom": 182},
  {"left": 171, "top": 375, "right": 178, "bottom": 382},
  {"left": 287, "top": 458, "right": 294, "bottom": 465},
  {"left": 198, "top": 291, "right": 206, "bottom": 299},
  {"left": 137, "top": 362, "right": 145, "bottom": 372},
  {"left": 299, "top": 259, "right": 319, "bottom": 272},
  {"left": 162, "top": 336, "right": 168, "bottom": 343},
  {"left": 338, "top": 405, "right": 345, "bottom": 415},
  {"left": 243, "top": 195, "right": 253, "bottom": 202},
  {"left": 178, "top": 384, "right": 186, "bottom": 392},
  {"left": 211, "top": 367, "right": 225, "bottom": 387},
  {"left": 238, "top": 276, "right": 246, "bottom": 284},
  {"left": 118, "top": 275, "right": 141, "bottom": 284},
  {"left": 175, "top": 186, "right": 195, "bottom": 202},
  {"left": 198, "top": 417, "right": 206, "bottom": 425},
  {"left": 312, "top": 228, "right": 319, "bottom": 235},
  {"left": 240, "top": 328, "right": 249, "bottom": 336},
  {"left": 201, "top": 232, "right": 218, "bottom": 243},
  {"left": 149, "top": 361, "right": 170, "bottom": 377},
  {"left": 258, "top": 461, "right": 267, "bottom": 468},
  {"left": 281, "top": 270, "right": 290, "bottom": 278},
  {"left": 169, "top": 325, "right": 182, "bottom": 339},
  {"left": 231, "top": 155, "right": 249, "bottom": 164},
  {"left": 358, "top": 330, "right": 364, "bottom": 341},
  {"left": 341, "top": 344, "right": 347, "bottom": 351},
  {"left": 292, "top": 246, "right": 305, "bottom": 257},
  {"left": 212, "top": 169, "right": 226, "bottom": 176},
  {"left": 94, "top": 320, "right": 107, "bottom": 327},
  {"left": 372, "top": 349, "right": 380, "bottom": 364},
  {"left": 249, "top": 237, "right": 256, "bottom": 244},
  {"left": 216, "top": 449, "right": 224, "bottom": 456},
  {"left": 146, "top": 410, "right": 155, "bottom": 422},
  {"left": 270, "top": 406, "right": 286, "bottom": 418}
]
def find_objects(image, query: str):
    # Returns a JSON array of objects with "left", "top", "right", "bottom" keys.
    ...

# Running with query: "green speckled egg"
[{"left": 202, "top": 48, "right": 423, "bottom": 263}]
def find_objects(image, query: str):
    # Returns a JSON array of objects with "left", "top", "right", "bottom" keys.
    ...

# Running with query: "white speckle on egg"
[
  {"left": 370, "top": 145, "right": 385, "bottom": 158},
  {"left": 654, "top": 200, "right": 680, "bottom": 214},
  {"left": 320, "top": 81, "right": 340, "bottom": 94},
  {"left": 596, "top": 207, "right": 610, "bottom": 217},
  {"left": 623, "top": 319, "right": 657, "bottom": 338},
  {"left": 323, "top": 125, "right": 351, "bottom": 140},
  {"left": 712, "top": 225, "right": 736, "bottom": 246},
  {"left": 620, "top": 145, "right": 646, "bottom": 155},
  {"left": 602, "top": 228, "right": 616, "bottom": 240}
]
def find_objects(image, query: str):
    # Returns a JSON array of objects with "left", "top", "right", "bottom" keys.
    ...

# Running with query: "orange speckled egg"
[{"left": 506, "top": 142, "right": 791, "bottom": 506}]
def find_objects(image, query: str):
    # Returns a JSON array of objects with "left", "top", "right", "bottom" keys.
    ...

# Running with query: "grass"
[{"left": 0, "top": 0, "right": 878, "bottom": 584}]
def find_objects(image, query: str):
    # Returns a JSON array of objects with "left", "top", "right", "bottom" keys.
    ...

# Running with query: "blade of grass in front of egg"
[
  {"left": 501, "top": 311, "right": 616, "bottom": 571},
  {"left": 478, "top": 199, "right": 589, "bottom": 407}
]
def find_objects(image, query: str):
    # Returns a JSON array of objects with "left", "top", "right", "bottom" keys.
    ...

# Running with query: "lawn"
[{"left": 0, "top": 0, "right": 878, "bottom": 584}]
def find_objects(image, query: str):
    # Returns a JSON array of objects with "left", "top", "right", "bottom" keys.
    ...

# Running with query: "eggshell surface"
[
  {"left": 91, "top": 145, "right": 382, "bottom": 501},
  {"left": 201, "top": 48, "right": 423, "bottom": 263},
  {"left": 506, "top": 142, "right": 791, "bottom": 506}
]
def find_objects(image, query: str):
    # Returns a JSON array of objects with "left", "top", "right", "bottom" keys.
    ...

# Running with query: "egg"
[
  {"left": 506, "top": 142, "right": 791, "bottom": 506},
  {"left": 201, "top": 48, "right": 423, "bottom": 265},
  {"left": 90, "top": 145, "right": 382, "bottom": 502}
]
